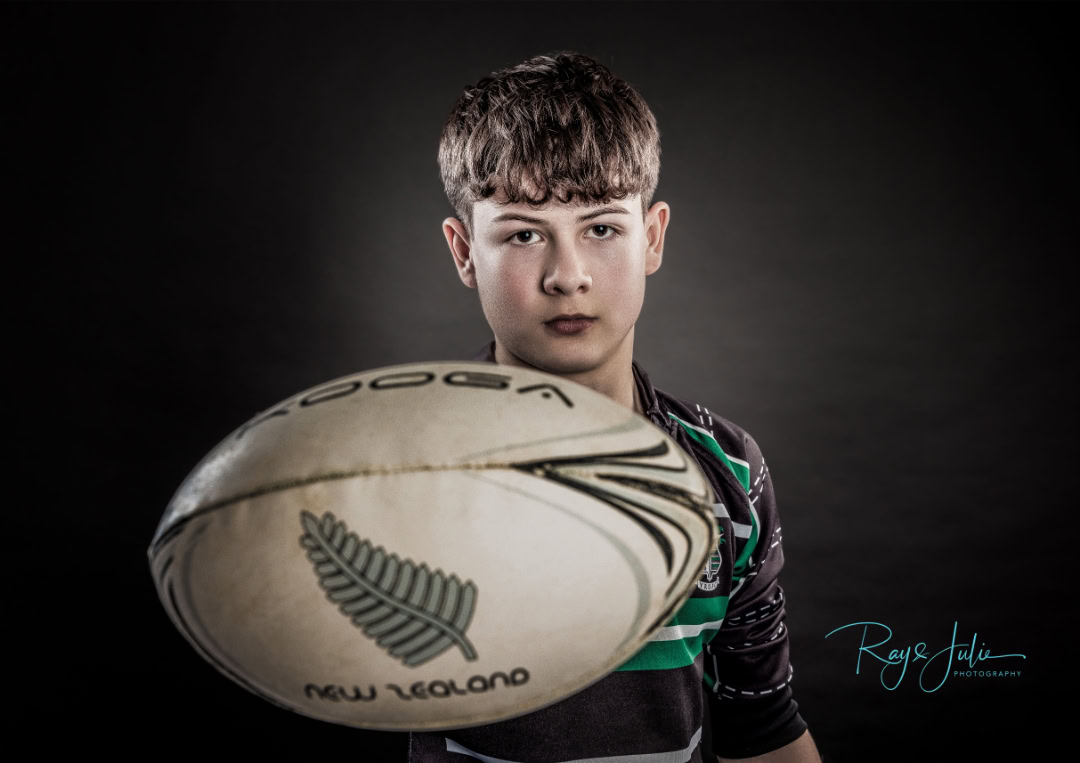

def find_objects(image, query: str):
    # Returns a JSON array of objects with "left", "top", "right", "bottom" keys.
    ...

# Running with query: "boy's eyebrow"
[{"left": 489, "top": 206, "right": 632, "bottom": 225}]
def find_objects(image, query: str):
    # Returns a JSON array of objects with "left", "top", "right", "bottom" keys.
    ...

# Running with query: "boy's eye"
[{"left": 509, "top": 226, "right": 618, "bottom": 244}]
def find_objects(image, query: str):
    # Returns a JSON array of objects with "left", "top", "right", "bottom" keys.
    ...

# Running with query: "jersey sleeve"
[{"left": 702, "top": 432, "right": 809, "bottom": 758}]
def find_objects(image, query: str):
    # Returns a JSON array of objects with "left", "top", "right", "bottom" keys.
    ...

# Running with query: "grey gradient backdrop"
[{"left": 13, "top": 1, "right": 1076, "bottom": 760}]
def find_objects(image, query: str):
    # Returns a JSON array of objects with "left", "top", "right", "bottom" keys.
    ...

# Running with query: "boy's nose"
[{"left": 542, "top": 246, "right": 592, "bottom": 295}]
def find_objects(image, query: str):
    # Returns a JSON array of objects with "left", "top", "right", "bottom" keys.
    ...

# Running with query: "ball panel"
[
  {"left": 152, "top": 363, "right": 713, "bottom": 544},
  {"left": 158, "top": 470, "right": 683, "bottom": 729}
]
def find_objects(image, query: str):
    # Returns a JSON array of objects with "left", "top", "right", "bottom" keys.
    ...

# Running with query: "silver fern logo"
[{"left": 299, "top": 510, "right": 478, "bottom": 668}]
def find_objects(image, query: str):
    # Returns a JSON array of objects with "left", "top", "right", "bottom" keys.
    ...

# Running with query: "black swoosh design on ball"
[{"left": 511, "top": 441, "right": 711, "bottom": 600}]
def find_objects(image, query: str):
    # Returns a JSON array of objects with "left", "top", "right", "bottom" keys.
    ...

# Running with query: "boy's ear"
[
  {"left": 443, "top": 217, "right": 477, "bottom": 289},
  {"left": 644, "top": 202, "right": 670, "bottom": 276}
]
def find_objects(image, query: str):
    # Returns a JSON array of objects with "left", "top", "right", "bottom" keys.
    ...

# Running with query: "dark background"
[{"left": 11, "top": 1, "right": 1076, "bottom": 759}]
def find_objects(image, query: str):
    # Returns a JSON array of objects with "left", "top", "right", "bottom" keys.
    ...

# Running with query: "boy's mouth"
[{"left": 545, "top": 314, "right": 596, "bottom": 335}]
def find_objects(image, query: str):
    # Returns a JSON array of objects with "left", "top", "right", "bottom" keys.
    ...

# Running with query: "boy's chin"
[{"left": 511, "top": 343, "right": 610, "bottom": 377}]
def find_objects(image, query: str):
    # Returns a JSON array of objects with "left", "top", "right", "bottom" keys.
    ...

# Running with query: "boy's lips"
[
  {"left": 544, "top": 314, "right": 596, "bottom": 335},
  {"left": 545, "top": 313, "right": 595, "bottom": 323}
]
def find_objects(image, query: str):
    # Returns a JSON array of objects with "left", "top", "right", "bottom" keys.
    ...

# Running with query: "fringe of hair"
[{"left": 437, "top": 51, "right": 661, "bottom": 237}]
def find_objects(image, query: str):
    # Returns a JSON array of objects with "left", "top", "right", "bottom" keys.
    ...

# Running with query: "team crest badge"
[{"left": 696, "top": 529, "right": 725, "bottom": 592}]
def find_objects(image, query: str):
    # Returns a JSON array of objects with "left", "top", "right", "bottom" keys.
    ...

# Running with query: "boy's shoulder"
[
  {"left": 653, "top": 382, "right": 754, "bottom": 457},
  {"left": 632, "top": 358, "right": 764, "bottom": 496}
]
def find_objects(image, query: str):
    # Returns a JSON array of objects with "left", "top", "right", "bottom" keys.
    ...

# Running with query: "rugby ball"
[{"left": 148, "top": 361, "right": 717, "bottom": 731}]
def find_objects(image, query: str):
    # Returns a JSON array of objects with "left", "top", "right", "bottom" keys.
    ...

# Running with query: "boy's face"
[{"left": 444, "top": 189, "right": 669, "bottom": 376}]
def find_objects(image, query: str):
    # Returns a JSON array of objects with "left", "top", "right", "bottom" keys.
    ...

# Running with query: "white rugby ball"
[{"left": 148, "top": 361, "right": 717, "bottom": 731}]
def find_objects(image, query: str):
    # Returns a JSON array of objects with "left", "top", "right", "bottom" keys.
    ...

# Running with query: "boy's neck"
[{"left": 492, "top": 336, "right": 644, "bottom": 416}]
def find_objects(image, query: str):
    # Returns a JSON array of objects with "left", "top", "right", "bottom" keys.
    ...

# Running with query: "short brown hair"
[{"left": 437, "top": 51, "right": 661, "bottom": 238}]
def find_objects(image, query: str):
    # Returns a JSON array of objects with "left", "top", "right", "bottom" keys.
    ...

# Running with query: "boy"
[{"left": 411, "top": 52, "right": 821, "bottom": 763}]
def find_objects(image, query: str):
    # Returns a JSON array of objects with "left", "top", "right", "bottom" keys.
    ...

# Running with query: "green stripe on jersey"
[
  {"left": 667, "top": 413, "right": 750, "bottom": 493},
  {"left": 614, "top": 597, "right": 729, "bottom": 672},
  {"left": 668, "top": 412, "right": 760, "bottom": 579}
]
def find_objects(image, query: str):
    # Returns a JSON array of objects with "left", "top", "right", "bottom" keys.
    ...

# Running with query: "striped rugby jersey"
[{"left": 407, "top": 342, "right": 808, "bottom": 762}]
